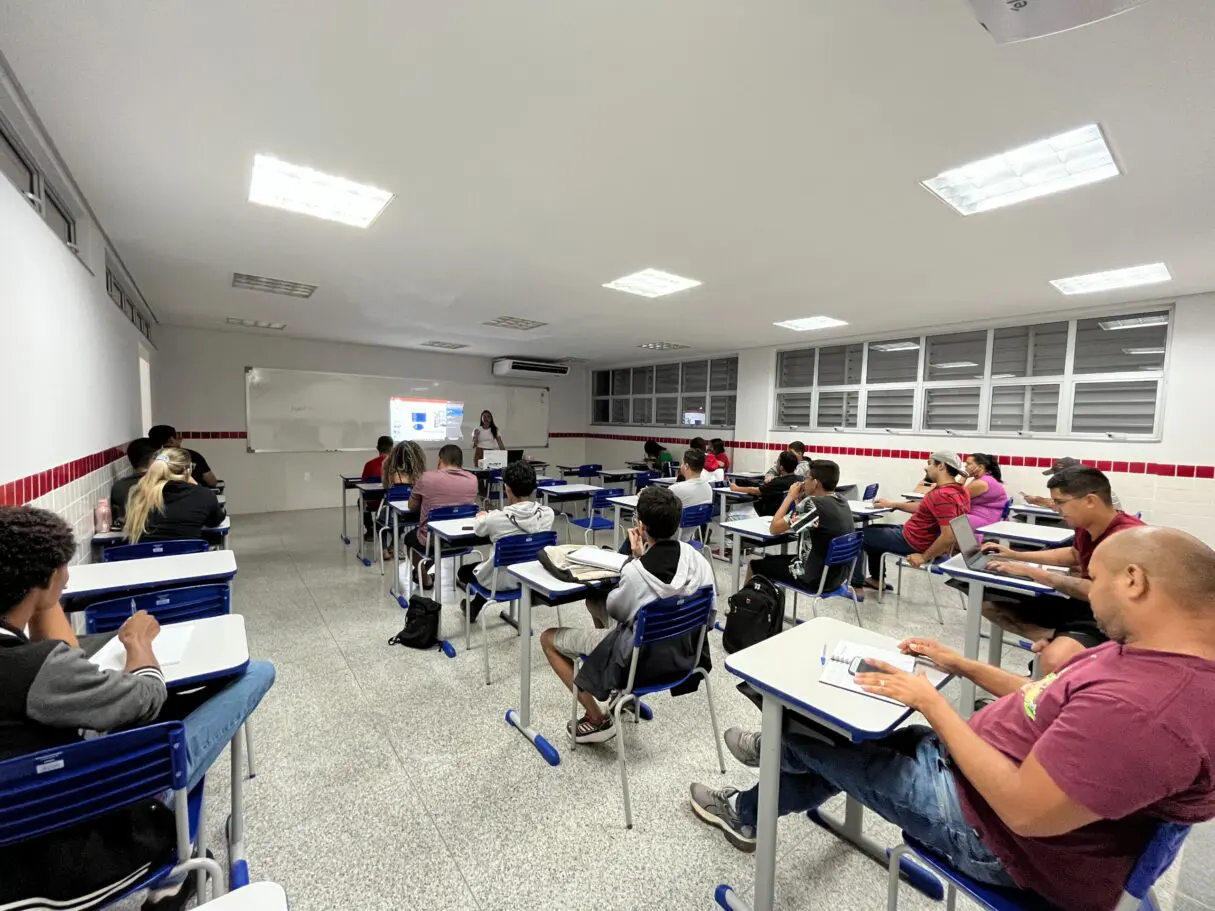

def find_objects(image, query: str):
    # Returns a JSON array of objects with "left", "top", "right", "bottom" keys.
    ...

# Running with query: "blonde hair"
[
  {"left": 125, "top": 447, "right": 192, "bottom": 543},
  {"left": 383, "top": 440, "right": 426, "bottom": 488}
]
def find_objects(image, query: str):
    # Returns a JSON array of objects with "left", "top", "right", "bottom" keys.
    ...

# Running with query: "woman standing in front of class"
[{"left": 473, "top": 409, "right": 505, "bottom": 466}]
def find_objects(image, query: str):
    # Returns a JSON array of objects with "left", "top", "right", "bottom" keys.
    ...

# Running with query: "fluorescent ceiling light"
[
  {"left": 638, "top": 341, "right": 691, "bottom": 351},
  {"left": 231, "top": 272, "right": 317, "bottom": 298},
  {"left": 931, "top": 361, "right": 978, "bottom": 369},
  {"left": 773, "top": 316, "right": 849, "bottom": 332},
  {"left": 603, "top": 269, "right": 702, "bottom": 298},
  {"left": 1050, "top": 263, "right": 1171, "bottom": 296},
  {"left": 248, "top": 154, "right": 394, "bottom": 228},
  {"left": 922, "top": 124, "right": 1119, "bottom": 216},
  {"left": 872, "top": 341, "right": 920, "bottom": 353},
  {"left": 1122, "top": 347, "right": 1165, "bottom": 356},
  {"left": 420, "top": 340, "right": 469, "bottom": 350},
  {"left": 1098, "top": 314, "right": 1170, "bottom": 331},
  {"left": 226, "top": 317, "right": 286, "bottom": 330}
]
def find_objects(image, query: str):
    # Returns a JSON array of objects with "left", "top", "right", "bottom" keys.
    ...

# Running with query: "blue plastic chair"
[
  {"left": 768, "top": 531, "right": 865, "bottom": 626},
  {"left": 102, "top": 539, "right": 209, "bottom": 562},
  {"left": 482, "top": 468, "right": 505, "bottom": 507},
  {"left": 634, "top": 470, "right": 660, "bottom": 491},
  {"left": 536, "top": 478, "right": 567, "bottom": 488},
  {"left": 464, "top": 531, "right": 559, "bottom": 685},
  {"left": 0, "top": 722, "right": 226, "bottom": 906},
  {"left": 680, "top": 502, "right": 715, "bottom": 549},
  {"left": 85, "top": 583, "right": 231, "bottom": 634},
  {"left": 1001, "top": 497, "right": 1014, "bottom": 520},
  {"left": 863, "top": 482, "right": 880, "bottom": 501},
  {"left": 408, "top": 504, "right": 479, "bottom": 592},
  {"left": 576, "top": 463, "right": 603, "bottom": 480},
  {"left": 569, "top": 488, "right": 624, "bottom": 543},
  {"left": 887, "top": 821, "right": 1189, "bottom": 911},
  {"left": 570, "top": 585, "right": 724, "bottom": 828},
  {"left": 373, "top": 485, "right": 414, "bottom": 573}
]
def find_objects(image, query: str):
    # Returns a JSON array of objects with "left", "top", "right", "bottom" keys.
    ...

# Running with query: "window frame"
[
  {"left": 770, "top": 303, "right": 1173, "bottom": 442},
  {"left": 591, "top": 355, "right": 738, "bottom": 429}
]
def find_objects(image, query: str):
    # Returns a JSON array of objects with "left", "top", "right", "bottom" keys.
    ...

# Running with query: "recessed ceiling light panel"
[
  {"left": 603, "top": 269, "right": 702, "bottom": 298},
  {"left": 872, "top": 341, "right": 920, "bottom": 353},
  {"left": 638, "top": 341, "right": 691, "bottom": 351},
  {"left": 482, "top": 316, "right": 549, "bottom": 331},
  {"left": 232, "top": 272, "right": 317, "bottom": 298},
  {"left": 420, "top": 340, "right": 469, "bottom": 350},
  {"left": 773, "top": 316, "right": 849, "bottom": 332},
  {"left": 248, "top": 154, "right": 394, "bottom": 228},
  {"left": 226, "top": 317, "right": 286, "bottom": 330},
  {"left": 922, "top": 124, "right": 1119, "bottom": 216},
  {"left": 1098, "top": 314, "right": 1170, "bottom": 331},
  {"left": 1050, "top": 263, "right": 1171, "bottom": 295}
]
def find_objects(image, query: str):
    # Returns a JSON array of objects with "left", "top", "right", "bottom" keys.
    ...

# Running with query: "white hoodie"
[
  {"left": 471, "top": 499, "right": 556, "bottom": 586},
  {"left": 604, "top": 538, "right": 717, "bottom": 627}
]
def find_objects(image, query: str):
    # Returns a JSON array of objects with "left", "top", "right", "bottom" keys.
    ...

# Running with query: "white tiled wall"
[{"left": 25, "top": 460, "right": 130, "bottom": 565}]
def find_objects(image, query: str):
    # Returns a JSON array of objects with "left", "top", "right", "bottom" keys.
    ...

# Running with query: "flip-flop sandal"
[{"left": 567, "top": 715, "right": 616, "bottom": 743}]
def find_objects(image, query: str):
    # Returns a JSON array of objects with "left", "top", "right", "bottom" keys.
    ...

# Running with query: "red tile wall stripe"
[{"left": 0, "top": 445, "right": 128, "bottom": 507}]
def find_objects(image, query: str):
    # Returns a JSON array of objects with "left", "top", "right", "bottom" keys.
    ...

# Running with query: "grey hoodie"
[{"left": 471, "top": 499, "right": 556, "bottom": 586}]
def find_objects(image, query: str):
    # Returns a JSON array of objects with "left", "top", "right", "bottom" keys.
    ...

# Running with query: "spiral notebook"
[{"left": 820, "top": 640, "right": 917, "bottom": 706}]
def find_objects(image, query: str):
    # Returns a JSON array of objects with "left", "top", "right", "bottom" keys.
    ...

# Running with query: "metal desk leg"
[
  {"left": 433, "top": 534, "right": 444, "bottom": 599},
  {"left": 960, "top": 581, "right": 985, "bottom": 718},
  {"left": 227, "top": 724, "right": 249, "bottom": 889},
  {"left": 752, "top": 695, "right": 785, "bottom": 910},
  {"left": 505, "top": 585, "right": 560, "bottom": 766},
  {"left": 987, "top": 623, "right": 1004, "bottom": 668},
  {"left": 340, "top": 479, "right": 349, "bottom": 545},
  {"left": 733, "top": 530, "right": 745, "bottom": 593},
  {"left": 613, "top": 504, "right": 623, "bottom": 550},
  {"left": 358, "top": 490, "right": 373, "bottom": 567},
  {"left": 391, "top": 509, "right": 406, "bottom": 608}
]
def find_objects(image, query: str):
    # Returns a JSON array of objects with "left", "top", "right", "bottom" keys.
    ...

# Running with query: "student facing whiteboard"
[{"left": 473, "top": 409, "right": 505, "bottom": 464}]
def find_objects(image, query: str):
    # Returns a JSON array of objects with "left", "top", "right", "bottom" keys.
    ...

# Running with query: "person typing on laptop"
[{"left": 978, "top": 465, "right": 1144, "bottom": 675}]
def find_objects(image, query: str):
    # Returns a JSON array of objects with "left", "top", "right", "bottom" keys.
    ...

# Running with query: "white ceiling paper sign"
[{"left": 967, "top": 0, "right": 1153, "bottom": 43}]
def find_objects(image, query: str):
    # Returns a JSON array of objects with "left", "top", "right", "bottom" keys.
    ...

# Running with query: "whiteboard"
[{"left": 244, "top": 367, "right": 549, "bottom": 453}]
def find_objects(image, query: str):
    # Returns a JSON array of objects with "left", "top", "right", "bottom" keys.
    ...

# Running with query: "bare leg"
[
  {"left": 982, "top": 602, "right": 1053, "bottom": 642},
  {"left": 1036, "top": 636, "right": 1088, "bottom": 675},
  {"left": 539, "top": 629, "right": 605, "bottom": 722},
  {"left": 585, "top": 593, "right": 610, "bottom": 630}
]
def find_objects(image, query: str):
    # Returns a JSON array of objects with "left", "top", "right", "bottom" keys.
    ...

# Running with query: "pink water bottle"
[{"left": 94, "top": 498, "right": 112, "bottom": 533}]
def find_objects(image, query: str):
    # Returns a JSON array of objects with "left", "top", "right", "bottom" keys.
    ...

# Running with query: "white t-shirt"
[
  {"left": 668, "top": 475, "right": 714, "bottom": 542},
  {"left": 473, "top": 426, "right": 502, "bottom": 449}
]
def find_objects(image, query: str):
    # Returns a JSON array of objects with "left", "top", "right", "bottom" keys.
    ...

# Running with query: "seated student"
[
  {"left": 1024, "top": 456, "right": 1124, "bottom": 512},
  {"left": 378, "top": 440, "right": 426, "bottom": 559},
  {"left": 746, "top": 459, "right": 853, "bottom": 591},
  {"left": 691, "top": 526, "right": 1215, "bottom": 911},
  {"left": 404, "top": 443, "right": 478, "bottom": 588},
  {"left": 979, "top": 465, "right": 1145, "bottom": 674},
  {"left": 643, "top": 440, "right": 674, "bottom": 471},
  {"left": 730, "top": 451, "right": 800, "bottom": 517},
  {"left": 110, "top": 437, "right": 157, "bottom": 529},
  {"left": 456, "top": 460, "right": 555, "bottom": 621},
  {"left": 688, "top": 437, "right": 720, "bottom": 473},
  {"left": 709, "top": 438, "right": 731, "bottom": 473},
  {"left": 147, "top": 425, "right": 217, "bottom": 488},
  {"left": 963, "top": 452, "right": 1009, "bottom": 534},
  {"left": 539, "top": 486, "right": 716, "bottom": 743},
  {"left": 361, "top": 435, "right": 394, "bottom": 542},
  {"left": 764, "top": 440, "right": 809, "bottom": 480},
  {"left": 855, "top": 451, "right": 969, "bottom": 591},
  {"left": 669, "top": 447, "right": 714, "bottom": 541},
  {"left": 0, "top": 506, "right": 275, "bottom": 911},
  {"left": 125, "top": 449, "right": 227, "bottom": 544}
]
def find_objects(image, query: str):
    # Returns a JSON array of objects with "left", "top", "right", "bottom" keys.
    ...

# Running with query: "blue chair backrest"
[
  {"left": 102, "top": 538, "right": 209, "bottom": 562},
  {"left": 824, "top": 531, "right": 863, "bottom": 566},
  {"left": 0, "top": 721, "right": 186, "bottom": 846},
  {"left": 634, "top": 471, "right": 659, "bottom": 490},
  {"left": 486, "top": 468, "right": 503, "bottom": 481},
  {"left": 1124, "top": 822, "right": 1189, "bottom": 903},
  {"left": 664, "top": 461, "right": 680, "bottom": 478},
  {"left": 537, "top": 478, "right": 567, "bottom": 487},
  {"left": 85, "top": 583, "right": 231, "bottom": 634},
  {"left": 591, "top": 487, "right": 625, "bottom": 510},
  {"left": 385, "top": 484, "right": 413, "bottom": 503},
  {"left": 492, "top": 531, "right": 559, "bottom": 567},
  {"left": 680, "top": 503, "right": 714, "bottom": 528},
  {"left": 577, "top": 463, "right": 603, "bottom": 478},
  {"left": 634, "top": 586, "right": 716, "bottom": 649},
  {"left": 863, "top": 483, "right": 879, "bottom": 501},
  {"left": 428, "top": 504, "right": 477, "bottom": 522},
  {"left": 1000, "top": 497, "right": 1013, "bottom": 520}
]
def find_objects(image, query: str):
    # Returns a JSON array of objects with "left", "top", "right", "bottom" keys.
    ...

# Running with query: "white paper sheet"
[
  {"left": 820, "top": 640, "right": 916, "bottom": 706},
  {"left": 88, "top": 623, "right": 196, "bottom": 672}
]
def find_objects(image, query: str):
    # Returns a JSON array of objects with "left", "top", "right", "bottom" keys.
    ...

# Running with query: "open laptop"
[
  {"left": 507, "top": 448, "right": 524, "bottom": 463},
  {"left": 949, "top": 514, "right": 998, "bottom": 572}
]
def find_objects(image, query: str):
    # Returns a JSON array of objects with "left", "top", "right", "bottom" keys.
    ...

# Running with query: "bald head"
[{"left": 1095, "top": 526, "right": 1215, "bottom": 611}]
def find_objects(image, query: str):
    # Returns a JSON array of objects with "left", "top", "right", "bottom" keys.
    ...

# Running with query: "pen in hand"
[{"left": 820, "top": 644, "right": 827, "bottom": 666}]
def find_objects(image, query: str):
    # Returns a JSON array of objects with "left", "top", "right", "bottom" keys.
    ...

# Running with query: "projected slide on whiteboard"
[{"left": 390, "top": 398, "right": 465, "bottom": 442}]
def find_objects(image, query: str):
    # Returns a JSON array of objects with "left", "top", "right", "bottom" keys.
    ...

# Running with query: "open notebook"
[
  {"left": 88, "top": 623, "right": 196, "bottom": 673},
  {"left": 567, "top": 547, "right": 629, "bottom": 574},
  {"left": 820, "top": 640, "right": 917, "bottom": 707}
]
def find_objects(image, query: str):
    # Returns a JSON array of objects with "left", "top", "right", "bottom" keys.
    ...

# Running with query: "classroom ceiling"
[{"left": 2, "top": 0, "right": 1214, "bottom": 364}]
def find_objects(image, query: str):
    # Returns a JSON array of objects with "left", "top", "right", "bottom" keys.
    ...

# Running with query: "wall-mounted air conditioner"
[{"left": 492, "top": 358, "right": 570, "bottom": 378}]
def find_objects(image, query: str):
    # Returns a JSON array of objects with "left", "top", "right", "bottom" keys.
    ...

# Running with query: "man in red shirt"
[
  {"left": 690, "top": 526, "right": 1215, "bottom": 911},
  {"left": 982, "top": 464, "right": 1144, "bottom": 674},
  {"left": 852, "top": 451, "right": 970, "bottom": 591},
  {"left": 359, "top": 435, "right": 394, "bottom": 542}
]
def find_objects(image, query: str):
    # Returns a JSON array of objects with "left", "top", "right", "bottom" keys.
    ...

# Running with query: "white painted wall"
[
  {"left": 583, "top": 294, "right": 1215, "bottom": 544},
  {"left": 152, "top": 326, "right": 587, "bottom": 514}
]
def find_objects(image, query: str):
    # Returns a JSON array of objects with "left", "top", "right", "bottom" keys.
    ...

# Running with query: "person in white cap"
[{"left": 856, "top": 451, "right": 971, "bottom": 591}]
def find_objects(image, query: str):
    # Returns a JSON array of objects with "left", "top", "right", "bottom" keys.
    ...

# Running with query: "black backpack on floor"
[
  {"left": 388, "top": 594, "right": 442, "bottom": 650},
  {"left": 722, "top": 575, "right": 784, "bottom": 654}
]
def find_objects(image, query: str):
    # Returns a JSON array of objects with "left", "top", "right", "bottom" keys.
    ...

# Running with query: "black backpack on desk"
[{"left": 721, "top": 575, "right": 784, "bottom": 654}]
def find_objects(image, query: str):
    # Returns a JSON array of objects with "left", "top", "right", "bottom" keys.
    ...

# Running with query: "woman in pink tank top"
[{"left": 964, "top": 453, "right": 1009, "bottom": 535}]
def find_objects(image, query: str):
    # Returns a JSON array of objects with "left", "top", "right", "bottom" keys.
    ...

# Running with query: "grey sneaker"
[
  {"left": 689, "top": 783, "right": 757, "bottom": 852},
  {"left": 724, "top": 727, "right": 761, "bottom": 767}
]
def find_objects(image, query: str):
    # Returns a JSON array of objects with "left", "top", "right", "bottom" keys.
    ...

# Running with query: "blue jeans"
[
  {"left": 181, "top": 660, "right": 276, "bottom": 790},
  {"left": 852, "top": 524, "right": 916, "bottom": 587},
  {"left": 735, "top": 726, "right": 1017, "bottom": 889}
]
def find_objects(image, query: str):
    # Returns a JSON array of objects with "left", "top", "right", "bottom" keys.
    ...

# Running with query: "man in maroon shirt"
[
  {"left": 981, "top": 464, "right": 1144, "bottom": 674},
  {"left": 690, "top": 526, "right": 1215, "bottom": 911},
  {"left": 852, "top": 451, "right": 970, "bottom": 591},
  {"left": 403, "top": 443, "right": 478, "bottom": 588}
]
